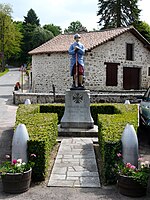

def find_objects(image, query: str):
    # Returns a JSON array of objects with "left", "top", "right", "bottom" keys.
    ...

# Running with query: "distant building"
[{"left": 29, "top": 26, "right": 150, "bottom": 93}]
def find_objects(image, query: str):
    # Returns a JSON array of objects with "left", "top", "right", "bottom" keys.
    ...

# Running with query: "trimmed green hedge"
[
  {"left": 15, "top": 103, "right": 138, "bottom": 184},
  {"left": 90, "top": 104, "right": 121, "bottom": 125},
  {"left": 98, "top": 104, "right": 138, "bottom": 184},
  {"left": 40, "top": 104, "right": 64, "bottom": 123},
  {"left": 40, "top": 104, "right": 121, "bottom": 125},
  {"left": 15, "top": 104, "right": 58, "bottom": 181}
]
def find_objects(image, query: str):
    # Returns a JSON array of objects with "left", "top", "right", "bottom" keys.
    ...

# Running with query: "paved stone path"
[{"left": 48, "top": 138, "right": 101, "bottom": 188}]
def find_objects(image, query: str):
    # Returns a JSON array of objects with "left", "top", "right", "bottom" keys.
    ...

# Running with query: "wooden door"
[{"left": 123, "top": 67, "right": 140, "bottom": 90}]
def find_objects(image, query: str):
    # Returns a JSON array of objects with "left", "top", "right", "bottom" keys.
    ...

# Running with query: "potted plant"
[
  {"left": 116, "top": 153, "right": 150, "bottom": 197},
  {"left": 0, "top": 154, "right": 36, "bottom": 194}
]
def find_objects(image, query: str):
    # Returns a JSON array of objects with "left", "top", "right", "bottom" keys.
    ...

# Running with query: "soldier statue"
[{"left": 68, "top": 33, "right": 85, "bottom": 89}]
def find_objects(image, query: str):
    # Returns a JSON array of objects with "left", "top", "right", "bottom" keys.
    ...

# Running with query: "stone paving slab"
[{"left": 48, "top": 138, "right": 101, "bottom": 188}]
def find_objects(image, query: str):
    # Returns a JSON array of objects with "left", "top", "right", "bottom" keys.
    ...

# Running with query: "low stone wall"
[{"left": 13, "top": 90, "right": 145, "bottom": 105}]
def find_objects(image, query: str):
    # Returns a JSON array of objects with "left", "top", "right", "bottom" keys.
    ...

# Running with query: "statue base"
[
  {"left": 59, "top": 89, "right": 98, "bottom": 137},
  {"left": 58, "top": 124, "right": 98, "bottom": 137}
]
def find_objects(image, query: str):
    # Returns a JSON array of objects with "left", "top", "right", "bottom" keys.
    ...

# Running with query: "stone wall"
[
  {"left": 32, "top": 32, "right": 150, "bottom": 93},
  {"left": 13, "top": 90, "right": 145, "bottom": 105}
]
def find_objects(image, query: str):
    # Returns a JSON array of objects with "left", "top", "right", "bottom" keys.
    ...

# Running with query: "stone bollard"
[
  {"left": 124, "top": 100, "right": 130, "bottom": 104},
  {"left": 121, "top": 124, "right": 138, "bottom": 167},
  {"left": 12, "top": 124, "right": 29, "bottom": 163},
  {"left": 24, "top": 99, "right": 31, "bottom": 104}
]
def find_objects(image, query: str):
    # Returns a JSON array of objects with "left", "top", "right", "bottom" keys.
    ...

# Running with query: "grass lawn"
[{"left": 0, "top": 68, "right": 9, "bottom": 77}]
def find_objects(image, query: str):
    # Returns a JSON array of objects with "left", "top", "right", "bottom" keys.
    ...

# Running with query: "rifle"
[{"left": 75, "top": 52, "right": 78, "bottom": 87}]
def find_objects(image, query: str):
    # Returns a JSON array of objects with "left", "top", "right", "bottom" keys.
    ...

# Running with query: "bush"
[
  {"left": 98, "top": 104, "right": 138, "bottom": 184},
  {"left": 40, "top": 104, "right": 64, "bottom": 123},
  {"left": 40, "top": 103, "right": 121, "bottom": 125},
  {"left": 15, "top": 103, "right": 138, "bottom": 183},
  {"left": 15, "top": 104, "right": 58, "bottom": 181},
  {"left": 90, "top": 104, "right": 121, "bottom": 125}
]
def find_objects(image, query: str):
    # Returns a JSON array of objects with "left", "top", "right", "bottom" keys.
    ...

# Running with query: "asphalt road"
[
  {"left": 0, "top": 67, "right": 19, "bottom": 163},
  {"left": 0, "top": 67, "right": 20, "bottom": 98}
]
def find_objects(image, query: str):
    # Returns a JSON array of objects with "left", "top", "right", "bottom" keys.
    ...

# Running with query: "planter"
[
  {"left": 1, "top": 168, "right": 32, "bottom": 194},
  {"left": 117, "top": 175, "right": 147, "bottom": 197}
]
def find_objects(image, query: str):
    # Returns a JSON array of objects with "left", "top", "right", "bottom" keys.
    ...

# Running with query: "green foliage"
[
  {"left": 98, "top": 104, "right": 138, "bottom": 184},
  {"left": 40, "top": 104, "right": 121, "bottom": 125},
  {"left": 43, "top": 24, "right": 62, "bottom": 36},
  {"left": 132, "top": 167, "right": 150, "bottom": 188},
  {"left": 15, "top": 103, "right": 138, "bottom": 183},
  {"left": 97, "top": 0, "right": 141, "bottom": 29},
  {"left": 0, "top": 67, "right": 9, "bottom": 77},
  {"left": 116, "top": 155, "right": 150, "bottom": 188},
  {"left": 0, "top": 157, "right": 35, "bottom": 175},
  {"left": 32, "top": 27, "right": 54, "bottom": 49},
  {"left": 64, "top": 21, "right": 87, "bottom": 34},
  {"left": 90, "top": 104, "right": 121, "bottom": 125},
  {"left": 23, "top": 9, "right": 40, "bottom": 26},
  {"left": 0, "top": 3, "right": 12, "bottom": 16},
  {"left": 0, "top": 4, "right": 22, "bottom": 70},
  {"left": 15, "top": 104, "right": 58, "bottom": 181},
  {"left": 40, "top": 104, "right": 64, "bottom": 123},
  {"left": 19, "top": 9, "right": 41, "bottom": 63},
  {"left": 134, "top": 21, "right": 150, "bottom": 42}
]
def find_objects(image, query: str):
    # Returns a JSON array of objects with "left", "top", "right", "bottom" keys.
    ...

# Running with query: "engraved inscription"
[{"left": 73, "top": 93, "right": 83, "bottom": 104}]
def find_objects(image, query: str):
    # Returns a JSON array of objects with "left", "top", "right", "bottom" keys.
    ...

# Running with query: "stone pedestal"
[{"left": 59, "top": 89, "right": 98, "bottom": 137}]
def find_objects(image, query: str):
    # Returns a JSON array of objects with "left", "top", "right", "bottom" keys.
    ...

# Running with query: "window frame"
[{"left": 126, "top": 43, "right": 134, "bottom": 61}]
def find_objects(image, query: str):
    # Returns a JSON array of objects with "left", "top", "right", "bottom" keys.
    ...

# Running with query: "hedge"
[
  {"left": 15, "top": 104, "right": 58, "bottom": 181},
  {"left": 40, "top": 104, "right": 64, "bottom": 123},
  {"left": 98, "top": 104, "right": 138, "bottom": 184},
  {"left": 40, "top": 103, "right": 121, "bottom": 125},
  {"left": 15, "top": 103, "right": 138, "bottom": 183}
]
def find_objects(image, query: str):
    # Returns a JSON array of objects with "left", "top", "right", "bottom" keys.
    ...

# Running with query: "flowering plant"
[
  {"left": 116, "top": 153, "right": 150, "bottom": 188},
  {"left": 0, "top": 154, "right": 36, "bottom": 175}
]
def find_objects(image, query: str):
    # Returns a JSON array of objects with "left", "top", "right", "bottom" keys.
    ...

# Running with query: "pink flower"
[
  {"left": 130, "top": 165, "right": 136, "bottom": 170},
  {"left": 126, "top": 163, "right": 132, "bottom": 168},
  {"left": 12, "top": 159, "right": 17, "bottom": 164},
  {"left": 117, "top": 153, "right": 122, "bottom": 158},
  {"left": 30, "top": 154, "right": 36, "bottom": 158},
  {"left": 138, "top": 157, "right": 143, "bottom": 161},
  {"left": 126, "top": 163, "right": 136, "bottom": 170}
]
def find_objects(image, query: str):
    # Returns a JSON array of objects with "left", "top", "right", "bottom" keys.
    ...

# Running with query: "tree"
[
  {"left": 0, "top": 4, "right": 22, "bottom": 71},
  {"left": 21, "top": 9, "right": 40, "bottom": 63},
  {"left": 43, "top": 24, "right": 62, "bottom": 36},
  {"left": 134, "top": 21, "right": 150, "bottom": 42},
  {"left": 64, "top": 21, "right": 87, "bottom": 34},
  {"left": 23, "top": 8, "right": 40, "bottom": 26},
  {"left": 0, "top": 3, "right": 12, "bottom": 15},
  {"left": 97, "top": 0, "right": 141, "bottom": 29},
  {"left": 32, "top": 27, "right": 54, "bottom": 49}
]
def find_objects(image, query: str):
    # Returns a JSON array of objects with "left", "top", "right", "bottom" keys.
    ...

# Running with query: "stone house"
[{"left": 29, "top": 26, "right": 150, "bottom": 93}]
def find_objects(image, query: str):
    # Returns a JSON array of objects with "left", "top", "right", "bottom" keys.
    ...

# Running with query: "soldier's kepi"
[{"left": 68, "top": 33, "right": 85, "bottom": 88}]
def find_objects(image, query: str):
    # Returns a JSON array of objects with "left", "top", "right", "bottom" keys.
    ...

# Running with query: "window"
[
  {"left": 148, "top": 67, "right": 150, "bottom": 76},
  {"left": 126, "top": 43, "right": 134, "bottom": 61},
  {"left": 105, "top": 63, "right": 118, "bottom": 86}
]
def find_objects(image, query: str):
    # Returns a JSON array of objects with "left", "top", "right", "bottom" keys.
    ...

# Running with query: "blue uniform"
[{"left": 68, "top": 42, "right": 85, "bottom": 76}]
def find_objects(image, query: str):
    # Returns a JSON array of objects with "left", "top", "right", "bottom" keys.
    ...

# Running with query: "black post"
[{"left": 52, "top": 84, "right": 55, "bottom": 102}]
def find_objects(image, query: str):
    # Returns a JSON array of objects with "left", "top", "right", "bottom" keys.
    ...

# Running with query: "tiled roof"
[{"left": 29, "top": 26, "right": 150, "bottom": 55}]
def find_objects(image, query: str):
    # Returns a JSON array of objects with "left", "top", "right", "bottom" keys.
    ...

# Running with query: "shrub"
[
  {"left": 98, "top": 104, "right": 138, "bottom": 184},
  {"left": 40, "top": 104, "right": 64, "bottom": 123},
  {"left": 15, "top": 105, "right": 58, "bottom": 181}
]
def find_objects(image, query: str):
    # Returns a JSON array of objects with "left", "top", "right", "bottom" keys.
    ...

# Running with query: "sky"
[{"left": 0, "top": 0, "right": 150, "bottom": 32}]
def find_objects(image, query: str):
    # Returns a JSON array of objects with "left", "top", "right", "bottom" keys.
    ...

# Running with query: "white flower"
[
  {"left": 144, "top": 161, "right": 150, "bottom": 167},
  {"left": 140, "top": 161, "right": 150, "bottom": 168},
  {"left": 16, "top": 163, "right": 21, "bottom": 167},
  {"left": 22, "top": 162, "right": 26, "bottom": 165},
  {"left": 17, "top": 159, "right": 22, "bottom": 164},
  {"left": 5, "top": 155, "right": 10, "bottom": 159}
]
